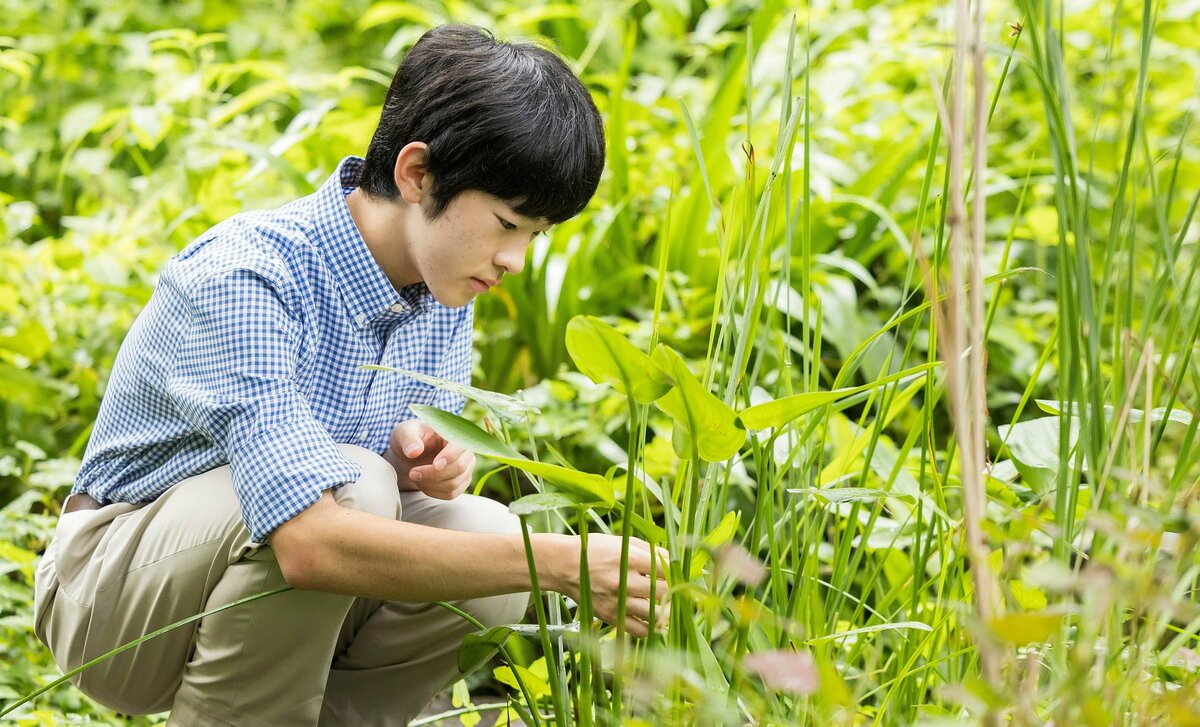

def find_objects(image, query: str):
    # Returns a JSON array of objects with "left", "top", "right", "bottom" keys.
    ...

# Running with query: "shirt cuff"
[{"left": 228, "top": 419, "right": 362, "bottom": 543}]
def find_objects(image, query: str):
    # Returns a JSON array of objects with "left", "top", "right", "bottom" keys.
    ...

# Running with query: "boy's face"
[{"left": 406, "top": 190, "right": 550, "bottom": 308}]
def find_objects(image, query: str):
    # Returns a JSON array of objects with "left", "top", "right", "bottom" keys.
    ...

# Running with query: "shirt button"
[
  {"left": 354, "top": 313, "right": 367, "bottom": 327},
  {"left": 357, "top": 429, "right": 368, "bottom": 442},
  {"left": 389, "top": 303, "right": 406, "bottom": 313}
]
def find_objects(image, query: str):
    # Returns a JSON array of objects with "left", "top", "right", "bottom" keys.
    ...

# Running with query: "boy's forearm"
[{"left": 270, "top": 492, "right": 577, "bottom": 602}]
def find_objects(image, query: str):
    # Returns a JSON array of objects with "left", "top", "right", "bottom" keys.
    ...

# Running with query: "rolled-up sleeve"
[{"left": 166, "top": 268, "right": 360, "bottom": 542}]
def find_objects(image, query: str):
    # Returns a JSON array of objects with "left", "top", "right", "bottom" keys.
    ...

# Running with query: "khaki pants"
[{"left": 33, "top": 445, "right": 529, "bottom": 726}]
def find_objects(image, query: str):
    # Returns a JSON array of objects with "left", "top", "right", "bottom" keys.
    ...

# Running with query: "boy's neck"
[{"left": 346, "top": 187, "right": 420, "bottom": 292}]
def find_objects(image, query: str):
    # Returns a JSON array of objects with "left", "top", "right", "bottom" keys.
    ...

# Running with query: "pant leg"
[
  {"left": 33, "top": 464, "right": 249, "bottom": 716},
  {"left": 317, "top": 492, "right": 530, "bottom": 727},
  {"left": 168, "top": 445, "right": 403, "bottom": 727},
  {"left": 32, "top": 444, "right": 400, "bottom": 724}
]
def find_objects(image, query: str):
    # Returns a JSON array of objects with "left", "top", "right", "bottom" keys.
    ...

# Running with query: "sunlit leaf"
[
  {"left": 652, "top": 346, "right": 745, "bottom": 462},
  {"left": 565, "top": 315, "right": 670, "bottom": 404},
  {"left": 689, "top": 510, "right": 740, "bottom": 580},
  {"left": 356, "top": 2, "right": 439, "bottom": 31},
  {"left": 412, "top": 405, "right": 613, "bottom": 508},
  {"left": 805, "top": 620, "right": 932, "bottom": 644},
  {"left": 989, "top": 610, "right": 1067, "bottom": 645},
  {"left": 738, "top": 363, "right": 937, "bottom": 430}
]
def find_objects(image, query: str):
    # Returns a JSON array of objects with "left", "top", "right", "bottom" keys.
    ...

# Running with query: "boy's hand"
[
  {"left": 568, "top": 534, "right": 671, "bottom": 638},
  {"left": 388, "top": 419, "right": 475, "bottom": 500}
]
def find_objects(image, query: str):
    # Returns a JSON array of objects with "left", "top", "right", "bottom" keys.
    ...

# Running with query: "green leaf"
[
  {"left": 738, "top": 362, "right": 938, "bottom": 430},
  {"left": 805, "top": 620, "right": 932, "bottom": 644},
  {"left": 411, "top": 405, "right": 613, "bottom": 508},
  {"left": 457, "top": 621, "right": 584, "bottom": 676},
  {"left": 458, "top": 626, "right": 514, "bottom": 676},
  {"left": 1036, "top": 399, "right": 1194, "bottom": 427},
  {"left": 565, "top": 315, "right": 670, "bottom": 404},
  {"left": 356, "top": 2, "right": 439, "bottom": 31},
  {"left": 0, "top": 320, "right": 51, "bottom": 362},
  {"left": 209, "top": 79, "right": 294, "bottom": 128},
  {"left": 989, "top": 610, "right": 1067, "bottom": 645},
  {"left": 652, "top": 346, "right": 746, "bottom": 462},
  {"left": 509, "top": 492, "right": 602, "bottom": 516},
  {"left": 58, "top": 101, "right": 105, "bottom": 145},
  {"left": 997, "top": 416, "right": 1081, "bottom": 494},
  {"left": 689, "top": 510, "right": 740, "bottom": 580},
  {"left": 364, "top": 365, "right": 539, "bottom": 421}
]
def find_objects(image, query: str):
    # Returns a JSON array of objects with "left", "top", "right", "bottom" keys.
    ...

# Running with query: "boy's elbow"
[{"left": 269, "top": 495, "right": 335, "bottom": 591}]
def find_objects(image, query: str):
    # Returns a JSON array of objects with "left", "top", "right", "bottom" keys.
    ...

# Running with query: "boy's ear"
[{"left": 393, "top": 141, "right": 430, "bottom": 205}]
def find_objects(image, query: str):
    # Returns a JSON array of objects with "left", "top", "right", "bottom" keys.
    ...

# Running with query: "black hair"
[{"left": 358, "top": 24, "right": 605, "bottom": 224}]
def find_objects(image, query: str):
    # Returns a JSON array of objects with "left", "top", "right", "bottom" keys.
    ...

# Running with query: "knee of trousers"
[
  {"left": 428, "top": 493, "right": 522, "bottom": 538},
  {"left": 332, "top": 444, "right": 402, "bottom": 521},
  {"left": 450, "top": 497, "right": 528, "bottom": 626}
]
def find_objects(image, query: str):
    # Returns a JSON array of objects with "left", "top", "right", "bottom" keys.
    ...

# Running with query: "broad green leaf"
[
  {"left": 1010, "top": 580, "right": 1049, "bottom": 611},
  {"left": 411, "top": 405, "right": 613, "bottom": 508},
  {"left": 738, "top": 362, "right": 938, "bottom": 430},
  {"left": 989, "top": 610, "right": 1067, "bottom": 645},
  {"left": 0, "top": 321, "right": 51, "bottom": 362},
  {"left": 455, "top": 622, "right": 580, "bottom": 677},
  {"left": 652, "top": 346, "right": 745, "bottom": 462},
  {"left": 689, "top": 510, "right": 740, "bottom": 580},
  {"left": 565, "top": 315, "right": 670, "bottom": 404},
  {"left": 997, "top": 416, "right": 1081, "bottom": 494},
  {"left": 493, "top": 664, "right": 551, "bottom": 700},
  {"left": 509, "top": 492, "right": 602, "bottom": 516},
  {"left": 458, "top": 626, "right": 514, "bottom": 676}
]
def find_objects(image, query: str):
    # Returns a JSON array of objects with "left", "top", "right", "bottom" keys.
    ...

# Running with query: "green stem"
[
  {"left": 518, "top": 515, "right": 569, "bottom": 727},
  {"left": 610, "top": 395, "right": 641, "bottom": 717},
  {"left": 577, "top": 512, "right": 598, "bottom": 726},
  {"left": 433, "top": 602, "right": 543, "bottom": 727}
]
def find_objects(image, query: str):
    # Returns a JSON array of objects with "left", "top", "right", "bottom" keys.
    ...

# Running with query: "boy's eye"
[{"left": 497, "top": 216, "right": 517, "bottom": 231}]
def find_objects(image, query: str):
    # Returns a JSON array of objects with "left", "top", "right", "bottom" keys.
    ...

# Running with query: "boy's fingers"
[
  {"left": 624, "top": 577, "right": 671, "bottom": 600},
  {"left": 394, "top": 420, "right": 448, "bottom": 459},
  {"left": 432, "top": 442, "right": 468, "bottom": 471},
  {"left": 394, "top": 420, "right": 427, "bottom": 458}
]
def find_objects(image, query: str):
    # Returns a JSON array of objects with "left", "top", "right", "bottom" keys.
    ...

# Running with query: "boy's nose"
[{"left": 494, "top": 245, "right": 527, "bottom": 276}]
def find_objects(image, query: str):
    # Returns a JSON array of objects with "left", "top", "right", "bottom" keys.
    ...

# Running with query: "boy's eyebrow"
[{"left": 501, "top": 203, "right": 552, "bottom": 231}]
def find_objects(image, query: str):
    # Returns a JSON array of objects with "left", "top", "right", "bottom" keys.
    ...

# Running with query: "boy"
[{"left": 33, "top": 24, "right": 666, "bottom": 726}]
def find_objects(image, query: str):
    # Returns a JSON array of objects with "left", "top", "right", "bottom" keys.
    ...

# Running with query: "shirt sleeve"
[
  {"left": 165, "top": 267, "right": 361, "bottom": 543},
  {"left": 432, "top": 303, "right": 474, "bottom": 416}
]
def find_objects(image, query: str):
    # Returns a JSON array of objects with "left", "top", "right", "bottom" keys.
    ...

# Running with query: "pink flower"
[{"left": 744, "top": 649, "right": 819, "bottom": 695}]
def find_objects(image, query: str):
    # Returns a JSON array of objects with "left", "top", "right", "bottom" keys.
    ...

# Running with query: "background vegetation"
[{"left": 1, "top": 0, "right": 1198, "bottom": 724}]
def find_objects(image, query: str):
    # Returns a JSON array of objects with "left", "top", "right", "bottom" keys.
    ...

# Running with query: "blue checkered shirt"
[{"left": 74, "top": 157, "right": 473, "bottom": 542}]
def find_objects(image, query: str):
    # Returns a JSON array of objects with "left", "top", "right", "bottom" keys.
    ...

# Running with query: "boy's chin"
[{"left": 427, "top": 282, "right": 474, "bottom": 309}]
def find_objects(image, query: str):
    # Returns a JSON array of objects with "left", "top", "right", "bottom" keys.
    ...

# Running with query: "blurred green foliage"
[{"left": 2, "top": 0, "right": 1198, "bottom": 723}]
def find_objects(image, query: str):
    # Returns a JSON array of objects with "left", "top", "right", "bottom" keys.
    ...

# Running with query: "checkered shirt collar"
[{"left": 313, "top": 156, "right": 435, "bottom": 325}]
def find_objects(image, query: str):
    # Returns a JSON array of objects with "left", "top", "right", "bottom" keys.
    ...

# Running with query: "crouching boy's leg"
[
  {"left": 317, "top": 491, "right": 528, "bottom": 727},
  {"left": 33, "top": 445, "right": 404, "bottom": 726}
]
